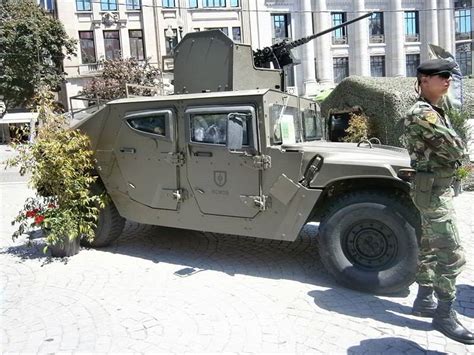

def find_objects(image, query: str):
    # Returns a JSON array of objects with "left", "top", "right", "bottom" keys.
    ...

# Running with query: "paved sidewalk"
[{"left": 1, "top": 144, "right": 474, "bottom": 354}]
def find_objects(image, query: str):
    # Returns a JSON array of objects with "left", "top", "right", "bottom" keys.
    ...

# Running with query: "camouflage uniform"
[{"left": 404, "top": 97, "right": 466, "bottom": 302}]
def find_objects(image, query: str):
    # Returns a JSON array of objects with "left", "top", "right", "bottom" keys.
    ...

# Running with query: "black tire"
[
  {"left": 318, "top": 191, "right": 419, "bottom": 295},
  {"left": 81, "top": 184, "right": 125, "bottom": 248}
]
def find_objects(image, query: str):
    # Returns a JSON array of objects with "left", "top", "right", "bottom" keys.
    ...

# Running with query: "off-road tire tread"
[
  {"left": 81, "top": 183, "right": 126, "bottom": 248},
  {"left": 318, "top": 189, "right": 419, "bottom": 294}
]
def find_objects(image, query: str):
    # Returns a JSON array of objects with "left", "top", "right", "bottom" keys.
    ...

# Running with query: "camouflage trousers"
[{"left": 411, "top": 171, "right": 465, "bottom": 302}]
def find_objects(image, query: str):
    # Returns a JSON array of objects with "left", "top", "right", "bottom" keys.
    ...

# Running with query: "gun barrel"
[{"left": 286, "top": 12, "right": 374, "bottom": 50}]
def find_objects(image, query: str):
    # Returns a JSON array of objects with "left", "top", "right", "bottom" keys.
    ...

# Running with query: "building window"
[
  {"left": 129, "top": 30, "right": 145, "bottom": 60},
  {"left": 230, "top": 0, "right": 239, "bottom": 6},
  {"left": 126, "top": 0, "right": 141, "bottom": 10},
  {"left": 76, "top": 0, "right": 91, "bottom": 11},
  {"left": 39, "top": 0, "right": 54, "bottom": 11},
  {"left": 79, "top": 31, "right": 96, "bottom": 64},
  {"left": 406, "top": 54, "right": 420, "bottom": 77},
  {"left": 203, "top": 0, "right": 226, "bottom": 7},
  {"left": 189, "top": 0, "right": 198, "bottom": 8},
  {"left": 163, "top": 0, "right": 175, "bottom": 7},
  {"left": 232, "top": 27, "right": 241, "bottom": 42},
  {"left": 369, "top": 12, "right": 384, "bottom": 43},
  {"left": 455, "top": 5, "right": 472, "bottom": 40},
  {"left": 333, "top": 57, "right": 349, "bottom": 83},
  {"left": 101, "top": 0, "right": 117, "bottom": 11},
  {"left": 456, "top": 43, "right": 472, "bottom": 75},
  {"left": 164, "top": 28, "right": 178, "bottom": 55},
  {"left": 404, "top": 11, "right": 419, "bottom": 42},
  {"left": 103, "top": 31, "right": 121, "bottom": 60},
  {"left": 370, "top": 56, "right": 385, "bottom": 77},
  {"left": 271, "top": 14, "right": 290, "bottom": 42},
  {"left": 284, "top": 66, "right": 295, "bottom": 87},
  {"left": 331, "top": 12, "right": 347, "bottom": 45}
]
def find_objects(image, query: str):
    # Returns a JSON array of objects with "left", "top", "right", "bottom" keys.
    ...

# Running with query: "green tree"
[
  {"left": 80, "top": 57, "right": 162, "bottom": 101},
  {"left": 0, "top": 0, "right": 76, "bottom": 110}
]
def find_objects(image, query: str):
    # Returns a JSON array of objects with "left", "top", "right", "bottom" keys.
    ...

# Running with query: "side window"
[
  {"left": 125, "top": 110, "right": 173, "bottom": 138},
  {"left": 189, "top": 109, "right": 251, "bottom": 146},
  {"left": 191, "top": 113, "right": 227, "bottom": 144}
]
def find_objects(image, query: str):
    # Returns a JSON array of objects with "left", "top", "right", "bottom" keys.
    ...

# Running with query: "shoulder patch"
[{"left": 424, "top": 111, "right": 438, "bottom": 124}]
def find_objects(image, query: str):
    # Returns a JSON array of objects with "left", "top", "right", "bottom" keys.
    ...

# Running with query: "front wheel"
[
  {"left": 318, "top": 191, "right": 419, "bottom": 294},
  {"left": 81, "top": 183, "right": 125, "bottom": 248}
]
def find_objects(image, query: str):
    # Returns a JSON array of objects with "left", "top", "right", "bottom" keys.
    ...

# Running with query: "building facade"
[
  {"left": 36, "top": 0, "right": 472, "bottom": 105},
  {"left": 250, "top": 0, "right": 473, "bottom": 96}
]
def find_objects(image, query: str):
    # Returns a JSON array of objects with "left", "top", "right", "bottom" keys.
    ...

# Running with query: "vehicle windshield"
[
  {"left": 302, "top": 107, "right": 325, "bottom": 142},
  {"left": 270, "top": 104, "right": 324, "bottom": 145}
]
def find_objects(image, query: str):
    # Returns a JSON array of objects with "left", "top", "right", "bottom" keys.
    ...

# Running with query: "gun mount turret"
[{"left": 173, "top": 12, "right": 373, "bottom": 95}]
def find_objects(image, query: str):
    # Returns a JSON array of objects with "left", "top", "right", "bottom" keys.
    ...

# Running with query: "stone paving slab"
[{"left": 1, "top": 144, "right": 474, "bottom": 353}]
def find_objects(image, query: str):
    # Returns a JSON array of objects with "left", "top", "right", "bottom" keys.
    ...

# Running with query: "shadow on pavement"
[
  {"left": 0, "top": 231, "right": 71, "bottom": 265},
  {"left": 347, "top": 337, "right": 446, "bottom": 354},
  {"left": 308, "top": 288, "right": 431, "bottom": 331},
  {"left": 456, "top": 284, "right": 474, "bottom": 319},
  {"left": 84, "top": 221, "right": 340, "bottom": 287}
]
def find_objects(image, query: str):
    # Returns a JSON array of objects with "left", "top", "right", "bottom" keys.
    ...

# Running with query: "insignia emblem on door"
[{"left": 214, "top": 171, "right": 227, "bottom": 187}]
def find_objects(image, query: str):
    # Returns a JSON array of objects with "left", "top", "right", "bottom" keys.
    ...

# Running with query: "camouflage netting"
[{"left": 321, "top": 76, "right": 474, "bottom": 147}]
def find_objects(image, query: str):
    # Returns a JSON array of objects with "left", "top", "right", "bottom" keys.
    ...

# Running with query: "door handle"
[
  {"left": 194, "top": 151, "right": 213, "bottom": 157},
  {"left": 120, "top": 147, "right": 136, "bottom": 154}
]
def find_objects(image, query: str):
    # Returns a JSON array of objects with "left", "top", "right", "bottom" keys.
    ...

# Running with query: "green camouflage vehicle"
[{"left": 72, "top": 17, "right": 419, "bottom": 295}]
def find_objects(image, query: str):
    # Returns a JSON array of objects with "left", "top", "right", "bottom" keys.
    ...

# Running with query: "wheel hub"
[{"left": 343, "top": 220, "right": 397, "bottom": 270}]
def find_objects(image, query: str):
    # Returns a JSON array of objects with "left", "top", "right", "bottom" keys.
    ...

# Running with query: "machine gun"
[
  {"left": 173, "top": 12, "right": 373, "bottom": 95},
  {"left": 253, "top": 12, "right": 374, "bottom": 70}
]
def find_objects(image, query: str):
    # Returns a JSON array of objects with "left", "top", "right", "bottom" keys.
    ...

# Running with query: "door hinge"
[
  {"left": 253, "top": 155, "right": 271, "bottom": 170},
  {"left": 165, "top": 151, "right": 185, "bottom": 167},
  {"left": 241, "top": 154, "right": 271, "bottom": 170},
  {"left": 240, "top": 194, "right": 269, "bottom": 211}
]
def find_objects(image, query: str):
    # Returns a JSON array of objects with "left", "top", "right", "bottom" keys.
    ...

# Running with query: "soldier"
[{"left": 405, "top": 58, "right": 473, "bottom": 344}]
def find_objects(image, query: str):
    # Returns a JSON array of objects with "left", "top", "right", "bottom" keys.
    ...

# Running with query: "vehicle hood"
[{"left": 283, "top": 141, "right": 411, "bottom": 187}]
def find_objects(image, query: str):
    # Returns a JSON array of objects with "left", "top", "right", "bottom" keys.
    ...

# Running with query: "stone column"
[
  {"left": 300, "top": 0, "right": 318, "bottom": 96},
  {"left": 389, "top": 0, "right": 405, "bottom": 76},
  {"left": 349, "top": 0, "right": 369, "bottom": 76},
  {"left": 438, "top": 0, "right": 454, "bottom": 54},
  {"left": 314, "top": 0, "right": 333, "bottom": 86},
  {"left": 421, "top": 0, "right": 438, "bottom": 61}
]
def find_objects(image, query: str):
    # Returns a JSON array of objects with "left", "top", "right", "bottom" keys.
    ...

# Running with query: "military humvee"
[{"left": 72, "top": 15, "right": 419, "bottom": 295}]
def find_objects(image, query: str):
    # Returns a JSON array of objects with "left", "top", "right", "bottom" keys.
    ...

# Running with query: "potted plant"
[
  {"left": 453, "top": 164, "right": 472, "bottom": 197},
  {"left": 6, "top": 88, "right": 104, "bottom": 257}
]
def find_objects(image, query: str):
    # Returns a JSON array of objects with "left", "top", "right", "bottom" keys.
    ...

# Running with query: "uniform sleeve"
[{"left": 404, "top": 104, "right": 465, "bottom": 167}]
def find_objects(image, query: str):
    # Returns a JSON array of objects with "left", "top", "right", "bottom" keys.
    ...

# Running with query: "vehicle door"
[
  {"left": 186, "top": 105, "right": 260, "bottom": 218},
  {"left": 114, "top": 109, "right": 179, "bottom": 210}
]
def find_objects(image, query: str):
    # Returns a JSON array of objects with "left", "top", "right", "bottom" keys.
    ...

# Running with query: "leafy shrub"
[
  {"left": 343, "top": 112, "right": 371, "bottom": 143},
  {"left": 447, "top": 108, "right": 471, "bottom": 145},
  {"left": 80, "top": 57, "right": 161, "bottom": 101},
  {"left": 6, "top": 87, "right": 104, "bottom": 251}
]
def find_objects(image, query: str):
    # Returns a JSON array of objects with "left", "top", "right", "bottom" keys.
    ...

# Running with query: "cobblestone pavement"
[{"left": 1, "top": 144, "right": 474, "bottom": 354}]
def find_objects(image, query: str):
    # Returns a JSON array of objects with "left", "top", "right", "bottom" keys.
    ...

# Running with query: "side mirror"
[{"left": 226, "top": 113, "right": 244, "bottom": 151}]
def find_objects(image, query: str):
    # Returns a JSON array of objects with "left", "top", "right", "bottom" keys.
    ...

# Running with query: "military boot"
[
  {"left": 432, "top": 300, "right": 474, "bottom": 344},
  {"left": 412, "top": 285, "right": 437, "bottom": 317}
]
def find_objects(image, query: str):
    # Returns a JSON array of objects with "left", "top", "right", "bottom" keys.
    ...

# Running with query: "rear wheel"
[
  {"left": 318, "top": 191, "right": 419, "bottom": 294},
  {"left": 81, "top": 182, "right": 125, "bottom": 248}
]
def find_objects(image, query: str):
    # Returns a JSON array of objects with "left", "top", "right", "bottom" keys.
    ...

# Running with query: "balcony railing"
[
  {"left": 370, "top": 34, "right": 385, "bottom": 43},
  {"left": 405, "top": 34, "right": 420, "bottom": 42},
  {"left": 78, "top": 63, "right": 104, "bottom": 75},
  {"left": 332, "top": 36, "right": 348, "bottom": 45},
  {"left": 272, "top": 37, "right": 291, "bottom": 44},
  {"left": 456, "top": 31, "right": 472, "bottom": 41}
]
